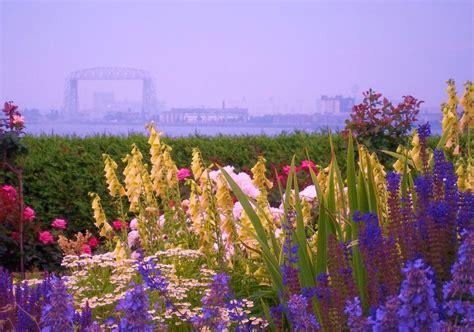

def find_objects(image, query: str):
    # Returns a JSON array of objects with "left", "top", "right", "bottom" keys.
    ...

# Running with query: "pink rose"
[
  {"left": 112, "top": 220, "right": 128, "bottom": 231},
  {"left": 81, "top": 244, "right": 92, "bottom": 255},
  {"left": 88, "top": 236, "right": 99, "bottom": 248},
  {"left": 23, "top": 207, "right": 36, "bottom": 222},
  {"left": 1, "top": 185, "right": 17, "bottom": 202},
  {"left": 177, "top": 168, "right": 192, "bottom": 181},
  {"left": 51, "top": 218, "right": 67, "bottom": 229},
  {"left": 38, "top": 231, "right": 54, "bottom": 244}
]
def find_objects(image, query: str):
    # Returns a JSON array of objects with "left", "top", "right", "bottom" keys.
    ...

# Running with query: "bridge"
[{"left": 63, "top": 67, "right": 157, "bottom": 116}]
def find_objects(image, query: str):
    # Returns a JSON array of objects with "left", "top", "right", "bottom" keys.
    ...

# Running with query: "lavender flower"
[
  {"left": 397, "top": 259, "right": 439, "bottom": 331},
  {"left": 417, "top": 122, "right": 431, "bottom": 174},
  {"left": 287, "top": 294, "right": 319, "bottom": 331},
  {"left": 192, "top": 273, "right": 232, "bottom": 330},
  {"left": 372, "top": 296, "right": 400, "bottom": 332},
  {"left": 443, "top": 229, "right": 474, "bottom": 329},
  {"left": 40, "top": 276, "right": 74, "bottom": 332},
  {"left": 344, "top": 297, "right": 369, "bottom": 331}
]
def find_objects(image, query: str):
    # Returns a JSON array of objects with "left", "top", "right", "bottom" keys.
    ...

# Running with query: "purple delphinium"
[
  {"left": 79, "top": 302, "right": 92, "bottom": 332},
  {"left": 417, "top": 122, "right": 431, "bottom": 174},
  {"left": 0, "top": 270, "right": 14, "bottom": 327},
  {"left": 344, "top": 297, "right": 369, "bottom": 331},
  {"left": 287, "top": 294, "right": 319, "bottom": 331},
  {"left": 137, "top": 257, "right": 169, "bottom": 294},
  {"left": 117, "top": 284, "right": 154, "bottom": 332},
  {"left": 192, "top": 273, "right": 232, "bottom": 330},
  {"left": 40, "top": 276, "right": 74, "bottom": 332},
  {"left": 397, "top": 259, "right": 439, "bottom": 331},
  {"left": 443, "top": 229, "right": 474, "bottom": 329}
]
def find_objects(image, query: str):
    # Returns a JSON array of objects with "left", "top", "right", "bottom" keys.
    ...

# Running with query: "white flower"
[
  {"left": 130, "top": 218, "right": 138, "bottom": 230},
  {"left": 128, "top": 230, "right": 139, "bottom": 248},
  {"left": 299, "top": 185, "right": 317, "bottom": 202}
]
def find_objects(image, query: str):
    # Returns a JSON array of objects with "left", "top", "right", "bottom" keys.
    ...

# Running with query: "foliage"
[{"left": 345, "top": 89, "right": 422, "bottom": 155}]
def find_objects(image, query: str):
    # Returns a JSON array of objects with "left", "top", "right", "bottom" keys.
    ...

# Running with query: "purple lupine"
[
  {"left": 344, "top": 297, "right": 369, "bottom": 331},
  {"left": 372, "top": 296, "right": 400, "bottom": 332},
  {"left": 397, "top": 259, "right": 439, "bottom": 331},
  {"left": 287, "top": 294, "right": 319, "bottom": 331},
  {"left": 192, "top": 273, "right": 232, "bottom": 330},
  {"left": 281, "top": 211, "right": 301, "bottom": 295},
  {"left": 79, "top": 302, "right": 92, "bottom": 331},
  {"left": 443, "top": 229, "right": 474, "bottom": 329},
  {"left": 117, "top": 284, "right": 154, "bottom": 332},
  {"left": 417, "top": 122, "right": 431, "bottom": 174},
  {"left": 456, "top": 191, "right": 474, "bottom": 233},
  {"left": 270, "top": 304, "right": 285, "bottom": 332},
  {"left": 40, "top": 276, "right": 74, "bottom": 332},
  {"left": 0, "top": 270, "right": 14, "bottom": 327}
]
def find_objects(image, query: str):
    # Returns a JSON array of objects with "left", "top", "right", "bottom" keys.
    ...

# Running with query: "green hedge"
[{"left": 1, "top": 132, "right": 438, "bottom": 236}]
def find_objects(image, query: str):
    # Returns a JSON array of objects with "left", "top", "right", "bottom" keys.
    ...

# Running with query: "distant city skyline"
[{"left": 1, "top": 0, "right": 472, "bottom": 114}]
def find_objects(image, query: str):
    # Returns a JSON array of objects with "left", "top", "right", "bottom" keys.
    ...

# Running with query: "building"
[
  {"left": 159, "top": 107, "right": 249, "bottom": 124},
  {"left": 319, "top": 95, "right": 355, "bottom": 114}
]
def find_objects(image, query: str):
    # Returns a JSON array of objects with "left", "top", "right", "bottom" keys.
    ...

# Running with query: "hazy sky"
[{"left": 1, "top": 0, "right": 473, "bottom": 114}]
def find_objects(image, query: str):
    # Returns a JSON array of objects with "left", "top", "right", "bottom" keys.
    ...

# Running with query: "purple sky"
[{"left": 1, "top": 0, "right": 473, "bottom": 114}]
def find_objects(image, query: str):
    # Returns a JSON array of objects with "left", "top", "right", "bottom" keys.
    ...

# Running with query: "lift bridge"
[{"left": 63, "top": 67, "right": 157, "bottom": 116}]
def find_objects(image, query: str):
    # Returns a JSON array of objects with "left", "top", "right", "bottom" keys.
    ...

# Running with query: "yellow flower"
[
  {"left": 191, "top": 148, "right": 204, "bottom": 181},
  {"left": 113, "top": 239, "right": 127, "bottom": 262},
  {"left": 102, "top": 154, "right": 126, "bottom": 197},
  {"left": 460, "top": 81, "right": 474, "bottom": 131},
  {"left": 89, "top": 192, "right": 113, "bottom": 237}
]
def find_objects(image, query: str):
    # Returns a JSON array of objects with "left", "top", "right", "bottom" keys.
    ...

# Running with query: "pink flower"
[
  {"left": 12, "top": 114, "right": 24, "bottom": 127},
  {"left": 177, "top": 168, "right": 192, "bottom": 181},
  {"left": 1, "top": 185, "right": 17, "bottom": 201},
  {"left": 38, "top": 231, "right": 54, "bottom": 244},
  {"left": 81, "top": 244, "right": 92, "bottom": 255},
  {"left": 300, "top": 159, "right": 317, "bottom": 172},
  {"left": 112, "top": 220, "right": 128, "bottom": 231},
  {"left": 23, "top": 207, "right": 35, "bottom": 222},
  {"left": 51, "top": 218, "right": 67, "bottom": 229},
  {"left": 88, "top": 236, "right": 99, "bottom": 248},
  {"left": 11, "top": 231, "right": 20, "bottom": 241}
]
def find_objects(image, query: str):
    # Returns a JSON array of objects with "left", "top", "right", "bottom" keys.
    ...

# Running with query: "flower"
[
  {"left": 12, "top": 114, "right": 24, "bottom": 127},
  {"left": 51, "top": 218, "right": 67, "bottom": 229},
  {"left": 177, "top": 168, "right": 192, "bottom": 181},
  {"left": 117, "top": 284, "right": 154, "bottom": 331},
  {"left": 40, "top": 276, "right": 74, "bottom": 331},
  {"left": 128, "top": 230, "right": 140, "bottom": 248},
  {"left": 299, "top": 185, "right": 317, "bottom": 201},
  {"left": 112, "top": 220, "right": 128, "bottom": 231},
  {"left": 81, "top": 244, "right": 92, "bottom": 255},
  {"left": 1, "top": 185, "right": 17, "bottom": 201},
  {"left": 23, "top": 206, "right": 35, "bottom": 222},
  {"left": 130, "top": 218, "right": 138, "bottom": 230},
  {"left": 11, "top": 231, "right": 19, "bottom": 241},
  {"left": 38, "top": 231, "right": 54, "bottom": 244},
  {"left": 88, "top": 236, "right": 99, "bottom": 248},
  {"left": 300, "top": 159, "right": 317, "bottom": 172}
]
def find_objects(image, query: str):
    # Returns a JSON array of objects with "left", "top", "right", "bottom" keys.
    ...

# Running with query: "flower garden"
[{"left": 0, "top": 81, "right": 473, "bottom": 331}]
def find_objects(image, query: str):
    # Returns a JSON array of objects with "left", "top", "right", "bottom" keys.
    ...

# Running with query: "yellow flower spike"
[
  {"left": 301, "top": 199, "right": 312, "bottom": 226},
  {"left": 191, "top": 148, "right": 204, "bottom": 181},
  {"left": 102, "top": 154, "right": 126, "bottom": 197},
  {"left": 216, "top": 173, "right": 236, "bottom": 246},
  {"left": 146, "top": 123, "right": 166, "bottom": 197},
  {"left": 162, "top": 145, "right": 178, "bottom": 188},
  {"left": 410, "top": 132, "right": 422, "bottom": 171},
  {"left": 393, "top": 145, "right": 408, "bottom": 173},
  {"left": 189, "top": 180, "right": 204, "bottom": 235},
  {"left": 122, "top": 150, "right": 142, "bottom": 212},
  {"left": 442, "top": 80, "right": 460, "bottom": 151},
  {"left": 89, "top": 192, "right": 113, "bottom": 237},
  {"left": 113, "top": 239, "right": 127, "bottom": 262},
  {"left": 459, "top": 81, "right": 474, "bottom": 131},
  {"left": 456, "top": 160, "right": 466, "bottom": 192},
  {"left": 251, "top": 156, "right": 274, "bottom": 230}
]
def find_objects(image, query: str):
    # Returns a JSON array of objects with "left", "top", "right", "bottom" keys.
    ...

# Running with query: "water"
[{"left": 26, "top": 122, "right": 344, "bottom": 137}]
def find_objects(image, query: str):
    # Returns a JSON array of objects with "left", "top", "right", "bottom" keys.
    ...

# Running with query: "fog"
[{"left": 1, "top": 0, "right": 472, "bottom": 120}]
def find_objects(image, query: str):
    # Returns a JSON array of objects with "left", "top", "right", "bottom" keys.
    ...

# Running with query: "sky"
[{"left": 0, "top": 0, "right": 473, "bottom": 114}]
